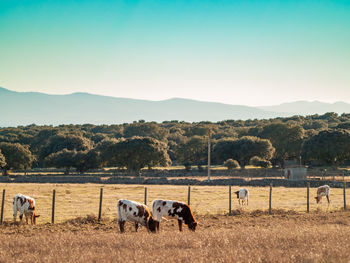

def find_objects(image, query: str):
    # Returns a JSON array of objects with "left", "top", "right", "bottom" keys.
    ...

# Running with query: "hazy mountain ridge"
[{"left": 0, "top": 87, "right": 349, "bottom": 126}]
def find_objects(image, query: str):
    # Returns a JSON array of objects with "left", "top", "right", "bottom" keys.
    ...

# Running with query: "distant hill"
[
  {"left": 258, "top": 101, "right": 350, "bottom": 115},
  {"left": 0, "top": 87, "right": 349, "bottom": 126}
]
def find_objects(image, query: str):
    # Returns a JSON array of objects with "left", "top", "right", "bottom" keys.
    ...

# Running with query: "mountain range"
[{"left": 1, "top": 87, "right": 349, "bottom": 126}]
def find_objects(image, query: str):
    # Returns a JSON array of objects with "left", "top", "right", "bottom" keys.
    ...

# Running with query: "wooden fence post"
[
  {"left": 187, "top": 186, "right": 191, "bottom": 206},
  {"left": 307, "top": 182, "right": 310, "bottom": 213},
  {"left": 269, "top": 183, "right": 272, "bottom": 215},
  {"left": 51, "top": 189, "right": 56, "bottom": 224},
  {"left": 144, "top": 187, "right": 147, "bottom": 205},
  {"left": 344, "top": 181, "right": 347, "bottom": 210},
  {"left": 0, "top": 189, "right": 5, "bottom": 224},
  {"left": 229, "top": 185, "right": 232, "bottom": 216},
  {"left": 98, "top": 188, "right": 103, "bottom": 221}
]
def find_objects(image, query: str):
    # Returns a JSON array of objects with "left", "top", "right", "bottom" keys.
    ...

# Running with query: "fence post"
[
  {"left": 307, "top": 182, "right": 310, "bottom": 213},
  {"left": 344, "top": 181, "right": 347, "bottom": 210},
  {"left": 0, "top": 189, "right": 5, "bottom": 224},
  {"left": 144, "top": 187, "right": 147, "bottom": 205},
  {"left": 98, "top": 188, "right": 103, "bottom": 221},
  {"left": 229, "top": 185, "right": 232, "bottom": 216},
  {"left": 187, "top": 186, "right": 191, "bottom": 206},
  {"left": 51, "top": 189, "right": 56, "bottom": 224},
  {"left": 269, "top": 183, "right": 272, "bottom": 215}
]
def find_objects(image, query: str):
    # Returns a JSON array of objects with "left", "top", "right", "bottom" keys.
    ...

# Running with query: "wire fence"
[{"left": 0, "top": 183, "right": 347, "bottom": 224}]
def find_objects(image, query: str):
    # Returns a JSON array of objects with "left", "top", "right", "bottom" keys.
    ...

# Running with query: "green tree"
[
  {"left": 102, "top": 137, "right": 171, "bottom": 174},
  {"left": 0, "top": 150, "right": 6, "bottom": 173},
  {"left": 175, "top": 136, "right": 207, "bottom": 171},
  {"left": 44, "top": 149, "right": 77, "bottom": 175},
  {"left": 302, "top": 130, "right": 350, "bottom": 166},
  {"left": 0, "top": 142, "right": 35, "bottom": 176},
  {"left": 213, "top": 136, "right": 275, "bottom": 168},
  {"left": 39, "top": 134, "right": 92, "bottom": 163},
  {"left": 74, "top": 149, "right": 102, "bottom": 174},
  {"left": 258, "top": 123, "right": 304, "bottom": 167}
]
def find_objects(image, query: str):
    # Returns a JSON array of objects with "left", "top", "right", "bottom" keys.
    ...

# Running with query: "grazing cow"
[
  {"left": 13, "top": 194, "right": 40, "bottom": 225},
  {"left": 315, "top": 185, "right": 330, "bottom": 204},
  {"left": 117, "top": 199, "right": 156, "bottom": 233},
  {"left": 152, "top": 199, "right": 197, "bottom": 232},
  {"left": 235, "top": 188, "right": 249, "bottom": 206}
]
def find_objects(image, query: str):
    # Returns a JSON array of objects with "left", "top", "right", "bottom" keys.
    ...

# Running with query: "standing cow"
[
  {"left": 315, "top": 185, "right": 330, "bottom": 204},
  {"left": 235, "top": 188, "right": 249, "bottom": 206},
  {"left": 13, "top": 194, "right": 40, "bottom": 225},
  {"left": 117, "top": 199, "right": 156, "bottom": 233},
  {"left": 152, "top": 199, "right": 197, "bottom": 232}
]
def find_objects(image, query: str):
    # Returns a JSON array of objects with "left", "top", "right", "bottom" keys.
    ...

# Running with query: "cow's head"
[
  {"left": 188, "top": 221, "right": 197, "bottom": 231},
  {"left": 234, "top": 191, "right": 240, "bottom": 198},
  {"left": 315, "top": 196, "right": 321, "bottom": 204},
  {"left": 147, "top": 217, "right": 157, "bottom": 233}
]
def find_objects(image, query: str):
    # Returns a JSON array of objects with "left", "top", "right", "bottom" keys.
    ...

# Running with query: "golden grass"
[
  {"left": 1, "top": 211, "right": 350, "bottom": 262},
  {"left": 0, "top": 183, "right": 347, "bottom": 224}
]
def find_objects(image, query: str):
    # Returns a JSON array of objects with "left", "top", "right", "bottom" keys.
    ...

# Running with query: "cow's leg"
[
  {"left": 13, "top": 209, "right": 17, "bottom": 223},
  {"left": 25, "top": 213, "right": 29, "bottom": 224},
  {"left": 326, "top": 195, "right": 330, "bottom": 204},
  {"left": 247, "top": 198, "right": 249, "bottom": 206},
  {"left": 119, "top": 221, "right": 125, "bottom": 233},
  {"left": 19, "top": 213, "right": 23, "bottom": 224},
  {"left": 178, "top": 220, "right": 183, "bottom": 232},
  {"left": 238, "top": 199, "right": 240, "bottom": 206},
  {"left": 135, "top": 222, "right": 139, "bottom": 232},
  {"left": 156, "top": 221, "right": 160, "bottom": 232}
]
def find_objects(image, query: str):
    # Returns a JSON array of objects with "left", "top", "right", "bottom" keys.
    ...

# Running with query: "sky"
[{"left": 0, "top": 0, "right": 350, "bottom": 106}]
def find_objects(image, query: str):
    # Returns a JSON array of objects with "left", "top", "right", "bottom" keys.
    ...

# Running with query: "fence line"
[{"left": 0, "top": 184, "right": 348, "bottom": 224}]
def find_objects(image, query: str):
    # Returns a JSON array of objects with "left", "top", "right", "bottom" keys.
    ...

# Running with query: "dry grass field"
[
  {"left": 0, "top": 184, "right": 350, "bottom": 262},
  {"left": 1, "top": 211, "right": 350, "bottom": 262},
  {"left": 0, "top": 183, "right": 347, "bottom": 223}
]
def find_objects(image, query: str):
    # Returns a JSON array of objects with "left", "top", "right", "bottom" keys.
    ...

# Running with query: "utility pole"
[{"left": 207, "top": 129, "right": 211, "bottom": 181}]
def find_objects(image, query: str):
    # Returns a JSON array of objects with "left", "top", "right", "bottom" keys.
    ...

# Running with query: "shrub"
[
  {"left": 223, "top": 159, "right": 240, "bottom": 170},
  {"left": 250, "top": 156, "right": 271, "bottom": 168}
]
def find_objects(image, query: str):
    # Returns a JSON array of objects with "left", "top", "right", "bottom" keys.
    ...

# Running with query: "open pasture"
[
  {"left": 1, "top": 211, "right": 350, "bottom": 262},
  {"left": 0, "top": 183, "right": 346, "bottom": 223}
]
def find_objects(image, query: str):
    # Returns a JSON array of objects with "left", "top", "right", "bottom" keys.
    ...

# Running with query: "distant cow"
[
  {"left": 13, "top": 194, "right": 40, "bottom": 225},
  {"left": 117, "top": 199, "right": 156, "bottom": 233},
  {"left": 315, "top": 185, "right": 330, "bottom": 204},
  {"left": 152, "top": 199, "right": 197, "bottom": 232},
  {"left": 235, "top": 188, "right": 249, "bottom": 206}
]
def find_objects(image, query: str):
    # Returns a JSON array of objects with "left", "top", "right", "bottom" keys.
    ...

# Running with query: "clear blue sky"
[{"left": 0, "top": 0, "right": 349, "bottom": 106}]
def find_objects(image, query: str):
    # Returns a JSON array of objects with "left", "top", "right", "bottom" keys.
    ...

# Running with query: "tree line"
[{"left": 1, "top": 112, "right": 350, "bottom": 175}]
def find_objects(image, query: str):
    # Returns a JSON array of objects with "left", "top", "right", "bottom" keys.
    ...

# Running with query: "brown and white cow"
[
  {"left": 117, "top": 199, "right": 157, "bottom": 233},
  {"left": 13, "top": 194, "right": 40, "bottom": 225},
  {"left": 152, "top": 199, "right": 197, "bottom": 232},
  {"left": 235, "top": 188, "right": 249, "bottom": 206},
  {"left": 315, "top": 185, "right": 330, "bottom": 204}
]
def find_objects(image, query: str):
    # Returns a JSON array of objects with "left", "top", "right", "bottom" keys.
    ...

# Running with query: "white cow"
[
  {"left": 117, "top": 199, "right": 156, "bottom": 233},
  {"left": 234, "top": 188, "right": 249, "bottom": 206},
  {"left": 315, "top": 185, "right": 330, "bottom": 204},
  {"left": 13, "top": 194, "right": 40, "bottom": 224}
]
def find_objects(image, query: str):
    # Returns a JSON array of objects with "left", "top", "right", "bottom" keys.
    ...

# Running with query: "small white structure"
[{"left": 284, "top": 167, "right": 307, "bottom": 180}]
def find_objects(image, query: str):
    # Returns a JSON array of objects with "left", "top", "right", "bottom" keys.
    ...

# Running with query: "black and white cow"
[
  {"left": 152, "top": 199, "right": 197, "bottom": 232},
  {"left": 117, "top": 199, "right": 156, "bottom": 233}
]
